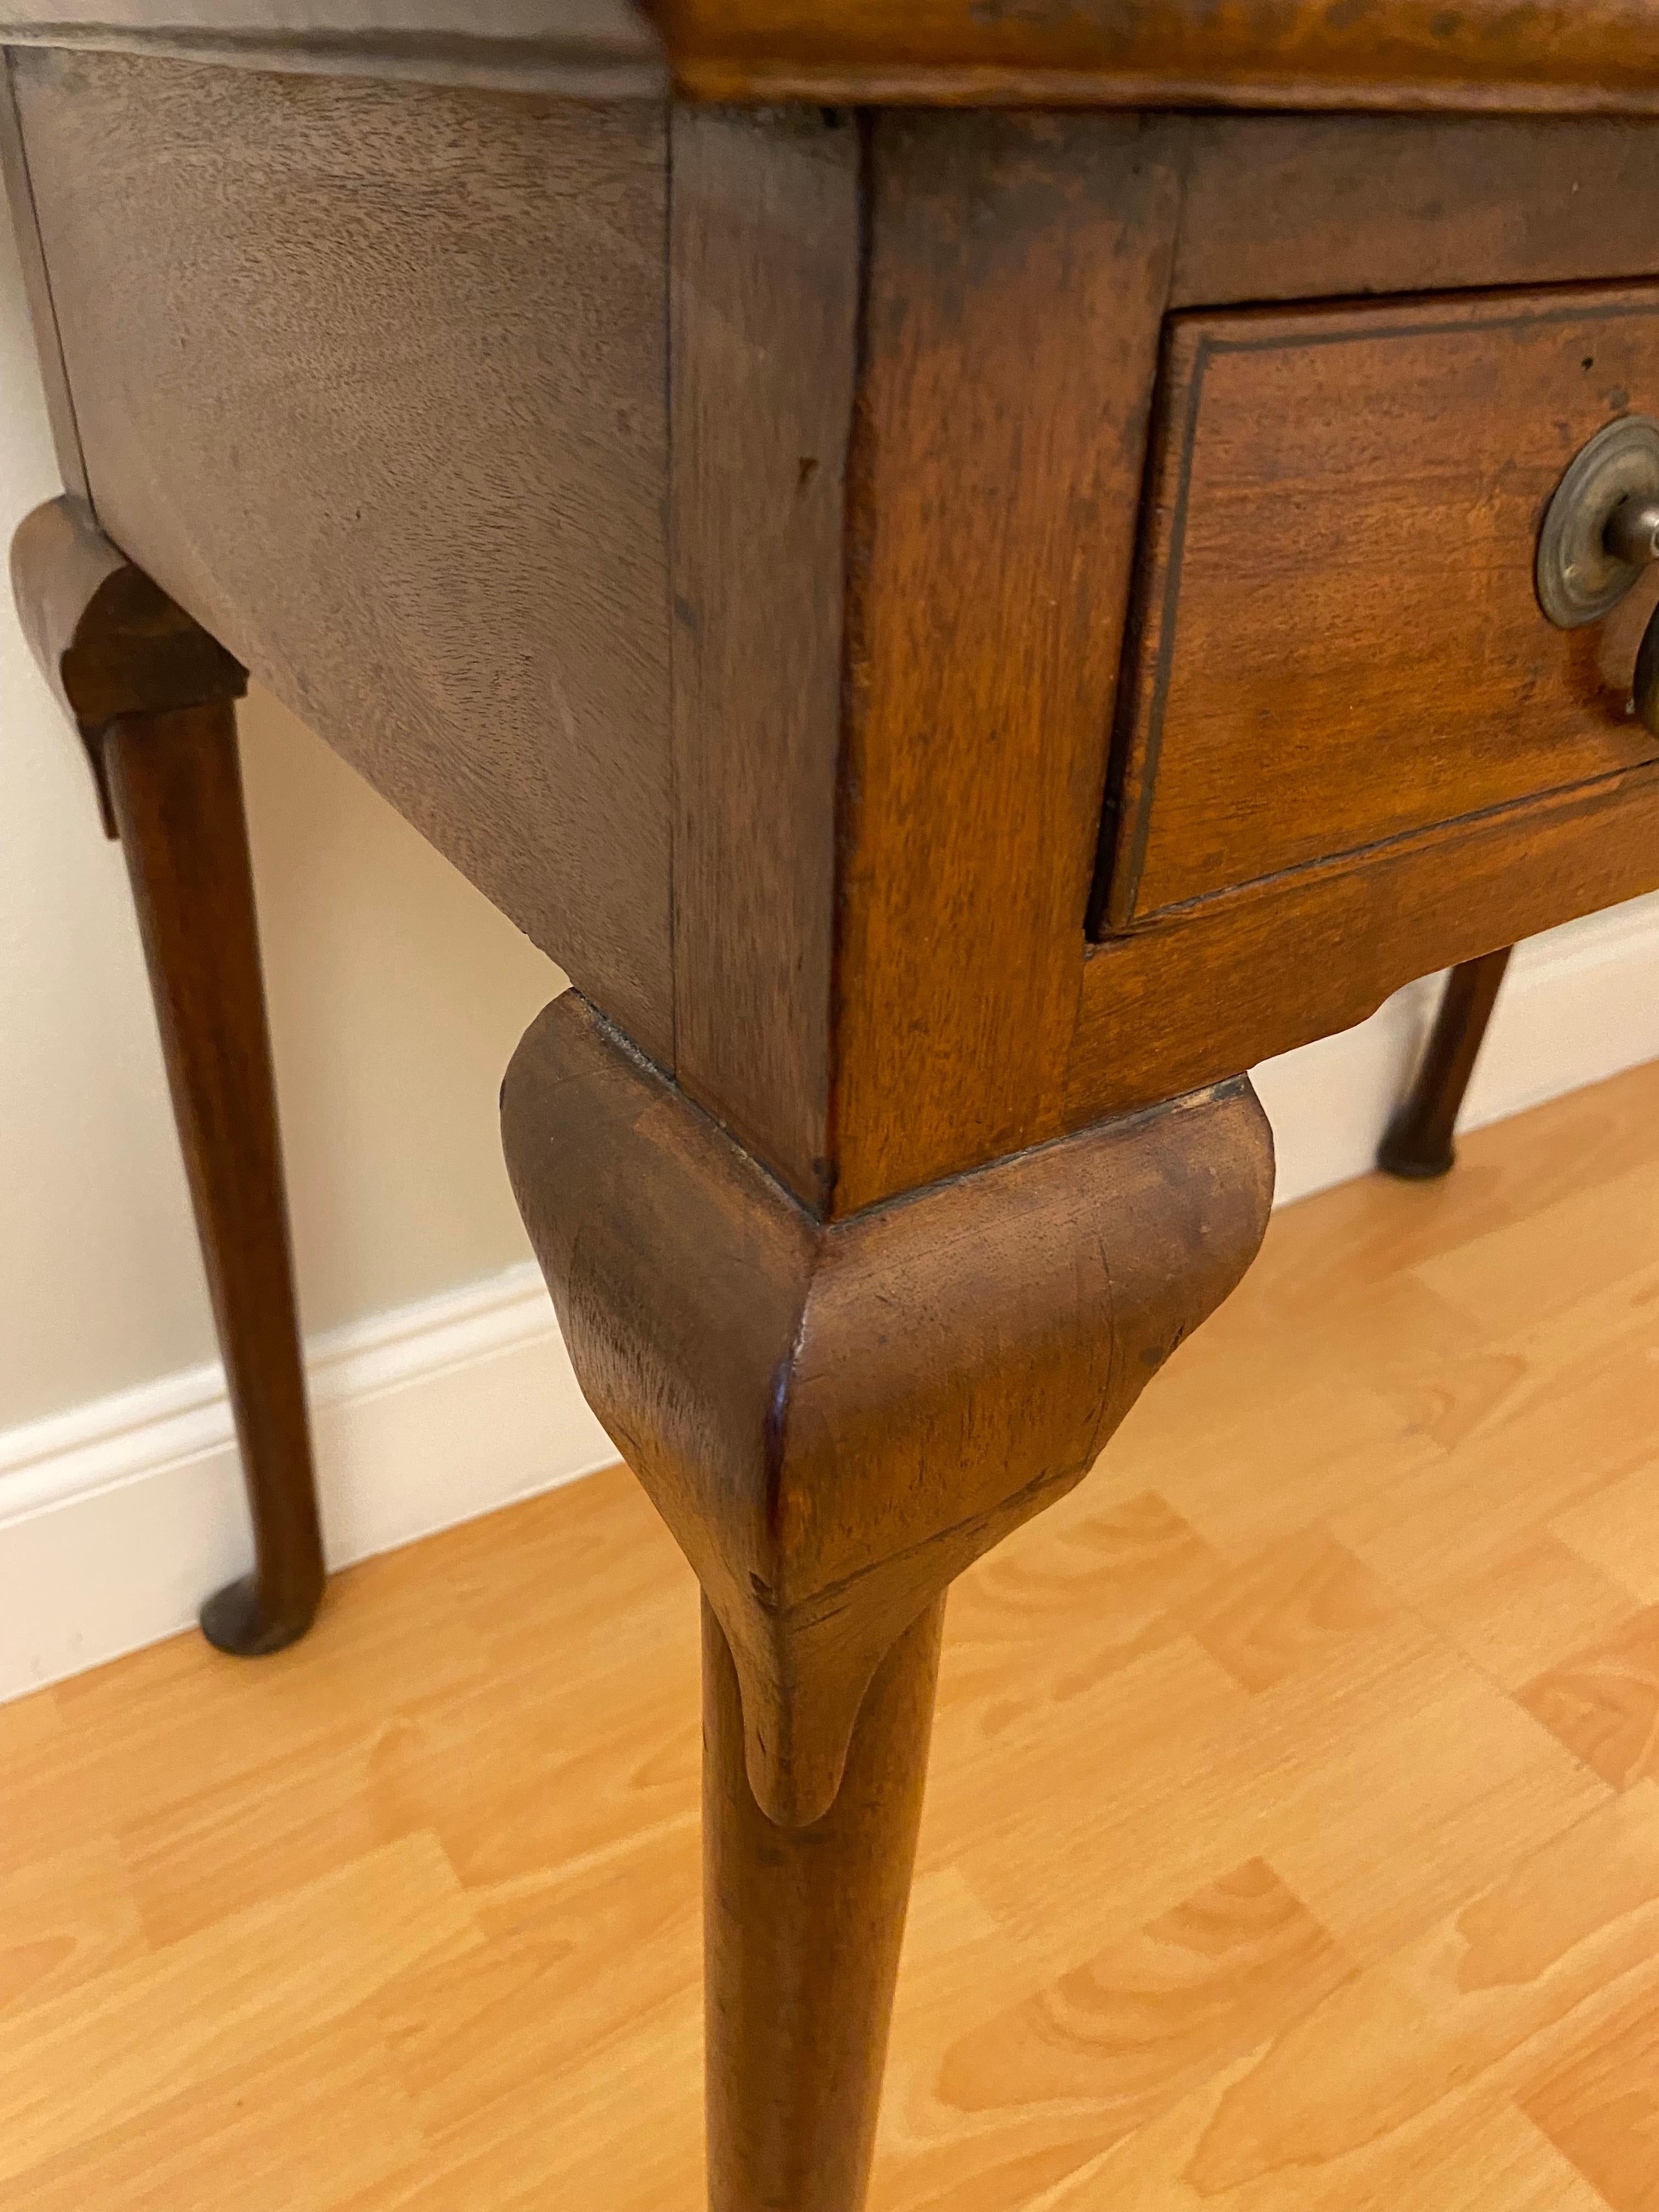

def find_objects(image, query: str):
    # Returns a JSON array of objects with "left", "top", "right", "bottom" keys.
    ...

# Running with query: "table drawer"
[{"left": 1097, "top": 285, "right": 1659, "bottom": 931}]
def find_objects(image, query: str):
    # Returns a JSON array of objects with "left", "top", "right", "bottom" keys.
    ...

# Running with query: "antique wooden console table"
[{"left": 8, "top": 7, "right": 1659, "bottom": 2206}]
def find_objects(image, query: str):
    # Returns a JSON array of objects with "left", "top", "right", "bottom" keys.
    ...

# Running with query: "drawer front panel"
[{"left": 1100, "top": 286, "right": 1659, "bottom": 930}]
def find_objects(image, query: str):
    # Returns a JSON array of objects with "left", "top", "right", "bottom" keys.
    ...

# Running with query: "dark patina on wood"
[{"left": 13, "top": 495, "right": 323, "bottom": 1657}]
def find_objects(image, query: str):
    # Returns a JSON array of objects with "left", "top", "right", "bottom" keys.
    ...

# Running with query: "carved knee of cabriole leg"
[
  {"left": 502, "top": 990, "right": 1274, "bottom": 1827},
  {"left": 10, "top": 494, "right": 246, "bottom": 834}
]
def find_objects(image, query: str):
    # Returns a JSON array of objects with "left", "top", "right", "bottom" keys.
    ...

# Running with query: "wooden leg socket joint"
[
  {"left": 503, "top": 991, "right": 1275, "bottom": 1827},
  {"left": 10, "top": 493, "right": 246, "bottom": 836}
]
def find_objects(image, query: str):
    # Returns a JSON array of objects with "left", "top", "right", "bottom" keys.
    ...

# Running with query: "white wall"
[{"left": 1, "top": 199, "right": 1656, "bottom": 1697}]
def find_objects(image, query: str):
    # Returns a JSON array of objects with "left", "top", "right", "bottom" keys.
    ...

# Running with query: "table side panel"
[{"left": 12, "top": 47, "right": 676, "bottom": 1060}]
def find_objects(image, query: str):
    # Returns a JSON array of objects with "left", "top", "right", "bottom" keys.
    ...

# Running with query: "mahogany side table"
[{"left": 8, "top": 8, "right": 1659, "bottom": 2207}]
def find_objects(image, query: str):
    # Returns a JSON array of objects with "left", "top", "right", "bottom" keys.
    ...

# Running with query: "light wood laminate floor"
[{"left": 7, "top": 1059, "right": 1659, "bottom": 2210}]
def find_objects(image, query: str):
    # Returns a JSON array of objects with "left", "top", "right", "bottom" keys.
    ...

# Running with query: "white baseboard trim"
[
  {"left": 1256, "top": 889, "right": 1659, "bottom": 1208},
  {"left": 0, "top": 1265, "right": 612, "bottom": 1703},
  {"left": 4, "top": 891, "right": 1656, "bottom": 1705}
]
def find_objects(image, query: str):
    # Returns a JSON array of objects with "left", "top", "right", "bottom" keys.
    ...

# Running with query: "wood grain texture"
[
  {"left": 938, "top": 1855, "right": 1353, "bottom": 2159},
  {"left": 13, "top": 48, "right": 676, "bottom": 1060},
  {"left": 501, "top": 989, "right": 1273, "bottom": 1827},
  {"left": 19, "top": 84, "right": 1659, "bottom": 1212},
  {"left": 1172, "top": 115, "right": 1659, "bottom": 308},
  {"left": 647, "top": 0, "right": 1659, "bottom": 113},
  {"left": 2, "top": 0, "right": 1659, "bottom": 112},
  {"left": 1101, "top": 288, "right": 1659, "bottom": 929},
  {"left": 705, "top": 1594, "right": 944, "bottom": 2212},
  {"left": 17, "top": 69, "right": 1659, "bottom": 1248},
  {"left": 669, "top": 104, "right": 857, "bottom": 1205},
  {"left": 1068, "top": 758, "right": 1659, "bottom": 1127},
  {"left": 1523, "top": 1982, "right": 1659, "bottom": 2212},
  {"left": 8, "top": 1056, "right": 1659, "bottom": 2209},
  {"left": 1521, "top": 1607, "right": 1659, "bottom": 1791},
  {"left": 1177, "top": 1528, "right": 1395, "bottom": 1694},
  {"left": 0, "top": 0, "right": 667, "bottom": 95},
  {"left": 835, "top": 111, "right": 1182, "bottom": 1212},
  {"left": 5, "top": 0, "right": 1659, "bottom": 113}
]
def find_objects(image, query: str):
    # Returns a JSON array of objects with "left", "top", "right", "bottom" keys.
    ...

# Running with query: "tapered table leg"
[
  {"left": 103, "top": 701, "right": 323, "bottom": 1655},
  {"left": 12, "top": 496, "right": 326, "bottom": 1657},
  {"left": 1378, "top": 945, "right": 1514, "bottom": 1181},
  {"left": 704, "top": 1594, "right": 945, "bottom": 2212}
]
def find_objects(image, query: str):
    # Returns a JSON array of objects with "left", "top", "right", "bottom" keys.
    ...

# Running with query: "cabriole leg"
[
  {"left": 102, "top": 703, "right": 323, "bottom": 1655},
  {"left": 1379, "top": 945, "right": 1514, "bottom": 1180},
  {"left": 11, "top": 495, "right": 324, "bottom": 1655},
  {"left": 503, "top": 990, "right": 1276, "bottom": 2212}
]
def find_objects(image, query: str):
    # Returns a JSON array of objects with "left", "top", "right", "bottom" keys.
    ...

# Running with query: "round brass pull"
[{"left": 1538, "top": 414, "right": 1659, "bottom": 738}]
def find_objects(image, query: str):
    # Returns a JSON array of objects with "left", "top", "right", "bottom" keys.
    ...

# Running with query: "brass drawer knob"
[
  {"left": 1538, "top": 414, "right": 1659, "bottom": 736},
  {"left": 1604, "top": 489, "right": 1659, "bottom": 568}
]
